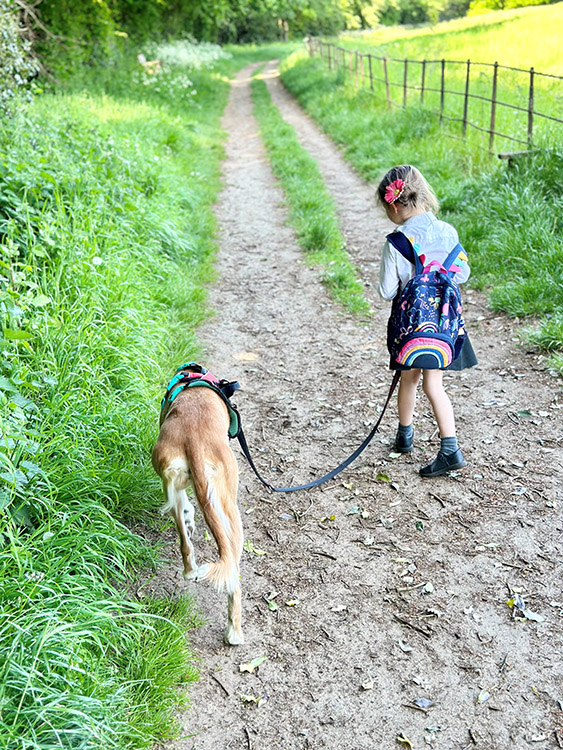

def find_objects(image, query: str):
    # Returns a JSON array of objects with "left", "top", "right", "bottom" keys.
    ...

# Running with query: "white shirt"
[{"left": 378, "top": 211, "right": 471, "bottom": 300}]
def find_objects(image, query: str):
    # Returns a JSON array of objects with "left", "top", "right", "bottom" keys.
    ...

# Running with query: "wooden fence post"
[
  {"left": 440, "top": 59, "right": 445, "bottom": 122},
  {"left": 528, "top": 67, "right": 535, "bottom": 147},
  {"left": 420, "top": 60, "right": 426, "bottom": 103},
  {"left": 462, "top": 59, "right": 471, "bottom": 137},
  {"left": 489, "top": 61, "right": 498, "bottom": 152},
  {"left": 403, "top": 59, "right": 408, "bottom": 107},
  {"left": 368, "top": 54, "right": 374, "bottom": 91},
  {"left": 355, "top": 51, "right": 359, "bottom": 89},
  {"left": 328, "top": 43, "right": 332, "bottom": 71},
  {"left": 383, "top": 58, "right": 391, "bottom": 107}
]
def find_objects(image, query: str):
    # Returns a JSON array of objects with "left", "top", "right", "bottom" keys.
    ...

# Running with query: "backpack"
[{"left": 386, "top": 231, "right": 467, "bottom": 370}]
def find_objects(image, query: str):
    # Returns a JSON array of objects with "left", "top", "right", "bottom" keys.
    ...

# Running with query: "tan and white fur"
[{"left": 152, "top": 374, "right": 244, "bottom": 645}]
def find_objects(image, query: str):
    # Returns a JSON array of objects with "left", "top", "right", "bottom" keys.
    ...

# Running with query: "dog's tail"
[{"left": 190, "top": 455, "right": 242, "bottom": 596}]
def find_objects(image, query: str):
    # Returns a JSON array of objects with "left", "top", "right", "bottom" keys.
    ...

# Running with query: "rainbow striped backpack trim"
[{"left": 386, "top": 232, "right": 467, "bottom": 370}]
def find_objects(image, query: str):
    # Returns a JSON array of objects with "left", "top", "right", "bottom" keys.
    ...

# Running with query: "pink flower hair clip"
[{"left": 384, "top": 178, "right": 405, "bottom": 204}]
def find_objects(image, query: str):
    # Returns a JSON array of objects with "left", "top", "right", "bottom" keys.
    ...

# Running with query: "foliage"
[
  {"left": 280, "top": 51, "right": 563, "bottom": 369},
  {"left": 30, "top": 0, "right": 346, "bottom": 69},
  {"left": 0, "top": 50, "right": 232, "bottom": 748},
  {"left": 468, "top": 0, "right": 556, "bottom": 14},
  {"left": 377, "top": 0, "right": 442, "bottom": 25},
  {"left": 0, "top": 0, "right": 39, "bottom": 110},
  {"left": 251, "top": 71, "right": 370, "bottom": 315}
]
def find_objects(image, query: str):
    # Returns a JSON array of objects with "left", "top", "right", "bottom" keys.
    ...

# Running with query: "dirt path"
[{"left": 154, "top": 64, "right": 563, "bottom": 750}]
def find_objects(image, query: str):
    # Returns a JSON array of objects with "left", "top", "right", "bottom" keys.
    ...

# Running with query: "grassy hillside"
[
  {"left": 320, "top": 4, "right": 563, "bottom": 150},
  {"left": 338, "top": 3, "right": 563, "bottom": 73}
]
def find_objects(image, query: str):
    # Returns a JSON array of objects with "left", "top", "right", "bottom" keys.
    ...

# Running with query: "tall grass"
[
  {"left": 0, "top": 43, "right": 232, "bottom": 748},
  {"left": 280, "top": 51, "right": 563, "bottom": 372}
]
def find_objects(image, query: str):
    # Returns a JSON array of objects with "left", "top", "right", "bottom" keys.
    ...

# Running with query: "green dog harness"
[{"left": 161, "top": 362, "right": 241, "bottom": 439}]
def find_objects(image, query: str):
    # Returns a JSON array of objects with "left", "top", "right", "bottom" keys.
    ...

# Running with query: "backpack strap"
[
  {"left": 388, "top": 233, "right": 466, "bottom": 279},
  {"left": 443, "top": 242, "right": 466, "bottom": 278},
  {"left": 386, "top": 232, "right": 424, "bottom": 274}
]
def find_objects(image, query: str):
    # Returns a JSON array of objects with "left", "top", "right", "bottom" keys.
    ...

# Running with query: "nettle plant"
[
  {"left": 0, "top": 237, "right": 49, "bottom": 523},
  {"left": 0, "top": 0, "right": 39, "bottom": 110}
]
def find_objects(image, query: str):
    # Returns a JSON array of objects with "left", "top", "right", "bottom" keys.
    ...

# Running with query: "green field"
[
  {"left": 325, "top": 3, "right": 563, "bottom": 150},
  {"left": 338, "top": 4, "right": 563, "bottom": 72}
]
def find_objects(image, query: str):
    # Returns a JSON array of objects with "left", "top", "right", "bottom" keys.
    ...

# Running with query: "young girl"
[{"left": 377, "top": 164, "right": 477, "bottom": 478}]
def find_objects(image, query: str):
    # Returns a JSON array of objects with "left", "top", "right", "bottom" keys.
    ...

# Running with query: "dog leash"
[{"left": 234, "top": 371, "right": 401, "bottom": 493}]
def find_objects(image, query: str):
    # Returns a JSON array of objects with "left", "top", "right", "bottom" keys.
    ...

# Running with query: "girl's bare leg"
[
  {"left": 397, "top": 369, "right": 421, "bottom": 426},
  {"left": 421, "top": 370, "right": 455, "bottom": 437}
]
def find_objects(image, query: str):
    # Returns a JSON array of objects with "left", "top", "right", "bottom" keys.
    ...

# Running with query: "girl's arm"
[{"left": 378, "top": 240, "right": 400, "bottom": 299}]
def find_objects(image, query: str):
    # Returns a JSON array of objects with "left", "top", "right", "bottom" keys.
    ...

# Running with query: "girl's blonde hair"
[{"left": 377, "top": 165, "right": 439, "bottom": 213}]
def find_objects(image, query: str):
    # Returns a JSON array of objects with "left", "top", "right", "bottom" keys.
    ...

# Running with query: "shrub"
[{"left": 0, "top": 0, "right": 39, "bottom": 111}]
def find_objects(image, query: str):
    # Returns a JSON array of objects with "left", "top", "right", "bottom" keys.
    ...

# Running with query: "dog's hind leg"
[
  {"left": 189, "top": 451, "right": 244, "bottom": 645},
  {"left": 161, "top": 458, "right": 197, "bottom": 578},
  {"left": 225, "top": 585, "right": 243, "bottom": 646}
]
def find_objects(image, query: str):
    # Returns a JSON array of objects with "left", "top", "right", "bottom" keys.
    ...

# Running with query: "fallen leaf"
[
  {"left": 244, "top": 540, "right": 266, "bottom": 556},
  {"left": 477, "top": 690, "right": 490, "bottom": 704},
  {"left": 376, "top": 472, "right": 391, "bottom": 482},
  {"left": 507, "top": 594, "right": 545, "bottom": 622},
  {"left": 413, "top": 697, "right": 433, "bottom": 709},
  {"left": 522, "top": 608, "right": 545, "bottom": 623},
  {"left": 397, "top": 734, "right": 413, "bottom": 748},
  {"left": 233, "top": 352, "right": 260, "bottom": 361},
  {"left": 389, "top": 451, "right": 402, "bottom": 459},
  {"left": 285, "top": 599, "right": 299, "bottom": 606},
  {"left": 240, "top": 693, "right": 261, "bottom": 703},
  {"left": 239, "top": 655, "right": 266, "bottom": 674},
  {"left": 347, "top": 506, "right": 361, "bottom": 515}
]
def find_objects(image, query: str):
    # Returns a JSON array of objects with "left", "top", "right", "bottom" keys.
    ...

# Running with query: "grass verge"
[
  {"left": 0, "top": 45, "right": 230, "bottom": 748},
  {"left": 250, "top": 73, "right": 370, "bottom": 316},
  {"left": 279, "top": 51, "right": 563, "bottom": 373}
]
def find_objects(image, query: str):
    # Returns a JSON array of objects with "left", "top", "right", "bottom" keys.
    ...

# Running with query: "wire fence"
[{"left": 306, "top": 38, "right": 563, "bottom": 153}]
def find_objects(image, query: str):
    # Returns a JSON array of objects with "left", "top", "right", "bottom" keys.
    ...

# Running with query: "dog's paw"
[
  {"left": 184, "top": 562, "right": 209, "bottom": 582},
  {"left": 224, "top": 625, "right": 244, "bottom": 646}
]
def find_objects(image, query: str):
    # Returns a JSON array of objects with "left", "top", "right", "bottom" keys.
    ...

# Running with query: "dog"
[{"left": 151, "top": 364, "right": 244, "bottom": 645}]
